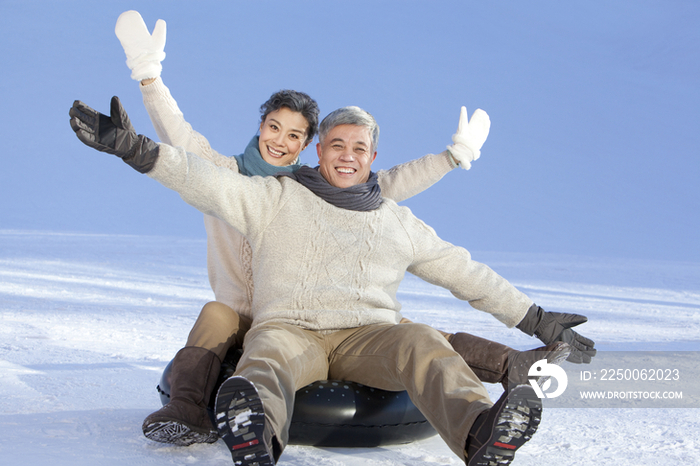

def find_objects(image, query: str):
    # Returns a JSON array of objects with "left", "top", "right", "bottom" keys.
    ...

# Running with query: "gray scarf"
[{"left": 278, "top": 166, "right": 382, "bottom": 212}]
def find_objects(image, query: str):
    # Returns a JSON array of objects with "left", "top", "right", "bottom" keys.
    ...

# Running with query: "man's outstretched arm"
[
  {"left": 69, "top": 97, "right": 281, "bottom": 239},
  {"left": 403, "top": 212, "right": 596, "bottom": 363},
  {"left": 377, "top": 106, "right": 490, "bottom": 202}
]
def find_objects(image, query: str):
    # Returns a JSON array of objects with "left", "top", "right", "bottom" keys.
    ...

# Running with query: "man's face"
[
  {"left": 258, "top": 107, "right": 310, "bottom": 167},
  {"left": 316, "top": 124, "right": 377, "bottom": 188}
]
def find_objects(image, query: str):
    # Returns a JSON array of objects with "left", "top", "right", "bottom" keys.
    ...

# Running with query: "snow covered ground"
[{"left": 1, "top": 230, "right": 699, "bottom": 465}]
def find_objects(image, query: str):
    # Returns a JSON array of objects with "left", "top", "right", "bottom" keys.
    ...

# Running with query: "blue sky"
[{"left": 1, "top": 1, "right": 698, "bottom": 262}]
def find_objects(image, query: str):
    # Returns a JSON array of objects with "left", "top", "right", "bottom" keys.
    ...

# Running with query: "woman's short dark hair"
[{"left": 259, "top": 90, "right": 320, "bottom": 143}]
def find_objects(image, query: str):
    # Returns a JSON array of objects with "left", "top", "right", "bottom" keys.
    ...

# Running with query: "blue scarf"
[{"left": 233, "top": 136, "right": 301, "bottom": 177}]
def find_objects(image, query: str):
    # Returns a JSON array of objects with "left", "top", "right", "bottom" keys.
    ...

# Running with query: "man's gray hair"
[{"left": 318, "top": 106, "right": 380, "bottom": 152}]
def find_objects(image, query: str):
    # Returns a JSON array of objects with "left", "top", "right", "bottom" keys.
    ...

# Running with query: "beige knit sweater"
[
  {"left": 140, "top": 78, "right": 458, "bottom": 318},
  {"left": 147, "top": 141, "right": 533, "bottom": 331}
]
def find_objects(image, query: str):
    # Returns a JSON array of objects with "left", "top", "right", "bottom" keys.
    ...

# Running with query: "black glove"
[
  {"left": 69, "top": 96, "right": 159, "bottom": 173},
  {"left": 516, "top": 304, "right": 596, "bottom": 363}
]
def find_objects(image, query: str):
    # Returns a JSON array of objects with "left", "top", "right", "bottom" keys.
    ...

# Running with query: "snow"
[{"left": 1, "top": 230, "right": 698, "bottom": 465}]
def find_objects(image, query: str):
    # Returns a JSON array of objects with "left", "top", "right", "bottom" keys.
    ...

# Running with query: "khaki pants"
[
  {"left": 186, "top": 301, "right": 252, "bottom": 360},
  {"left": 185, "top": 303, "right": 452, "bottom": 360},
  {"left": 235, "top": 321, "right": 492, "bottom": 459}
]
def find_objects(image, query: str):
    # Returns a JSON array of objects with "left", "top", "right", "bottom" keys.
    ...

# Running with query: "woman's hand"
[{"left": 115, "top": 10, "right": 166, "bottom": 82}]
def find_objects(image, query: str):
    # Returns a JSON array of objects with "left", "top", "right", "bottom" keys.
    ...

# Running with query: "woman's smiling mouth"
[{"left": 266, "top": 146, "right": 285, "bottom": 158}]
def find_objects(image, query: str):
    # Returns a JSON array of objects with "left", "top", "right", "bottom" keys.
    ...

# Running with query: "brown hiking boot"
[{"left": 448, "top": 332, "right": 571, "bottom": 389}]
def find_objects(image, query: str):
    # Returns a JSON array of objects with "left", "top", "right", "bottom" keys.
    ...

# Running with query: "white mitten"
[
  {"left": 115, "top": 10, "right": 166, "bottom": 81},
  {"left": 447, "top": 106, "right": 490, "bottom": 170}
]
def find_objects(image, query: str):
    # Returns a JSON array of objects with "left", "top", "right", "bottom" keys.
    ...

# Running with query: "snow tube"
[{"left": 157, "top": 348, "right": 436, "bottom": 447}]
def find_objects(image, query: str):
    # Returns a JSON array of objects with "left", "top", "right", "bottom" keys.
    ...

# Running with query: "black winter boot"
[
  {"left": 465, "top": 384, "right": 542, "bottom": 466},
  {"left": 142, "top": 346, "right": 222, "bottom": 445},
  {"left": 215, "top": 376, "right": 279, "bottom": 465},
  {"left": 448, "top": 332, "right": 571, "bottom": 389}
]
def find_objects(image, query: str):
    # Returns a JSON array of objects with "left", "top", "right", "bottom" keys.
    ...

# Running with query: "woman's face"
[{"left": 258, "top": 107, "right": 310, "bottom": 166}]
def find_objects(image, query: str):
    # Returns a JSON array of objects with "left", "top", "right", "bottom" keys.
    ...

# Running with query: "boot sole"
[
  {"left": 533, "top": 341, "right": 572, "bottom": 388},
  {"left": 468, "top": 385, "right": 542, "bottom": 466},
  {"left": 143, "top": 420, "right": 218, "bottom": 446},
  {"left": 508, "top": 341, "right": 571, "bottom": 388},
  {"left": 547, "top": 341, "right": 572, "bottom": 366},
  {"left": 215, "top": 376, "right": 274, "bottom": 466}
]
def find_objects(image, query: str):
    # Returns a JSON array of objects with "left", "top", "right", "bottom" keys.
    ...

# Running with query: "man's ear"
[
  {"left": 316, "top": 142, "right": 323, "bottom": 161},
  {"left": 371, "top": 151, "right": 377, "bottom": 163}
]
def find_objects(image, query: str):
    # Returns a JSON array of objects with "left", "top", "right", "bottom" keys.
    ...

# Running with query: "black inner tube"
[{"left": 157, "top": 348, "right": 436, "bottom": 447}]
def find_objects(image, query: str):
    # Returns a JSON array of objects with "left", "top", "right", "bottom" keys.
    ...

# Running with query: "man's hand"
[
  {"left": 516, "top": 305, "right": 597, "bottom": 363},
  {"left": 115, "top": 10, "right": 166, "bottom": 81},
  {"left": 69, "top": 96, "right": 138, "bottom": 156},
  {"left": 69, "top": 96, "right": 159, "bottom": 173},
  {"left": 446, "top": 106, "right": 490, "bottom": 170}
]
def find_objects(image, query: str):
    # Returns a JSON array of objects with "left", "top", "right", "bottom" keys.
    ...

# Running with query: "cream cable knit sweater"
[
  {"left": 147, "top": 142, "right": 533, "bottom": 331},
  {"left": 140, "top": 78, "right": 458, "bottom": 318}
]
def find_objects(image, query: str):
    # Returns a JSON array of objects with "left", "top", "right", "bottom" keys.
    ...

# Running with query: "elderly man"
[{"left": 70, "top": 98, "right": 594, "bottom": 466}]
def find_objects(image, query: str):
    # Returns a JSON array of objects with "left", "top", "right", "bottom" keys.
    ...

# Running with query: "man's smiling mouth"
[{"left": 336, "top": 167, "right": 356, "bottom": 174}]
